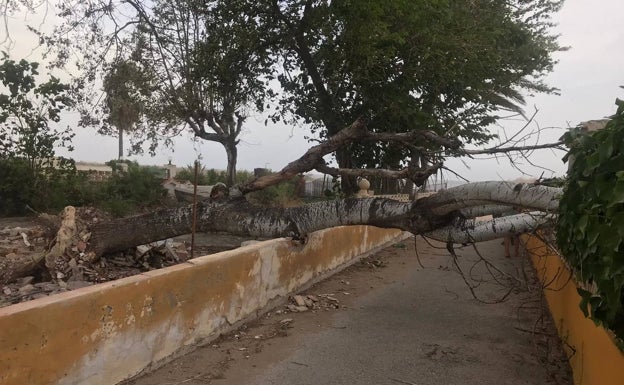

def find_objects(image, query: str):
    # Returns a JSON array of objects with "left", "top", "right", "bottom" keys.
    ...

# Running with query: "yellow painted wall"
[
  {"left": 0, "top": 226, "right": 404, "bottom": 385},
  {"left": 524, "top": 235, "right": 624, "bottom": 385}
]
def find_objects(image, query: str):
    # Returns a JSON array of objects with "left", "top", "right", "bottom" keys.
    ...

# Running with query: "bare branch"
[
  {"left": 316, "top": 162, "right": 442, "bottom": 186},
  {"left": 464, "top": 140, "right": 565, "bottom": 155}
]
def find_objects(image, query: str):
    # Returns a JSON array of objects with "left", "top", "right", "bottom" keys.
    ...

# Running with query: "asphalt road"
[{"left": 130, "top": 238, "right": 571, "bottom": 385}]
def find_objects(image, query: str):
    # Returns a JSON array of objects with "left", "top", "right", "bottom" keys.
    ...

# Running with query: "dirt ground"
[{"left": 126, "top": 237, "right": 573, "bottom": 385}]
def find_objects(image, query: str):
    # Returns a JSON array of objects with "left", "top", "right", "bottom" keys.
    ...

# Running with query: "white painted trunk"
[
  {"left": 425, "top": 211, "right": 556, "bottom": 243},
  {"left": 422, "top": 181, "right": 562, "bottom": 215}
]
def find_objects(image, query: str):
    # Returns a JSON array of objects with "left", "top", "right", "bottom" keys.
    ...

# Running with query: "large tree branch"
[
  {"left": 9, "top": 180, "right": 561, "bottom": 285},
  {"left": 91, "top": 181, "right": 561, "bottom": 256},
  {"left": 425, "top": 211, "right": 556, "bottom": 243},
  {"left": 238, "top": 117, "right": 368, "bottom": 194},
  {"left": 316, "top": 162, "right": 442, "bottom": 186},
  {"left": 87, "top": 196, "right": 451, "bottom": 256},
  {"left": 418, "top": 181, "right": 562, "bottom": 215}
]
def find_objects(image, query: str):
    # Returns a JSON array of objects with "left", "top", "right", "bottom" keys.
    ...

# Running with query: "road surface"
[{"left": 128, "top": 237, "right": 572, "bottom": 385}]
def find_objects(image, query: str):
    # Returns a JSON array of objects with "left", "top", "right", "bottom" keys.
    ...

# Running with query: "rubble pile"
[{"left": 283, "top": 293, "right": 344, "bottom": 313}]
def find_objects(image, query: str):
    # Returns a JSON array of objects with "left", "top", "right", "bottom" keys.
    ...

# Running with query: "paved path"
[{"left": 129, "top": 237, "right": 571, "bottom": 385}]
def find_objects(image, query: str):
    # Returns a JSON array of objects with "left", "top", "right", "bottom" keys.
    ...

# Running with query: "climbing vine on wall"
[{"left": 557, "top": 97, "right": 624, "bottom": 348}]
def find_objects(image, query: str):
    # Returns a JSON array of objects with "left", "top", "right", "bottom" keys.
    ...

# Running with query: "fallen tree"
[{"left": 0, "top": 118, "right": 565, "bottom": 285}]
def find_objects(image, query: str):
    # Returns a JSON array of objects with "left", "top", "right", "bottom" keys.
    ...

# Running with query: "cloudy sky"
[{"left": 4, "top": 1, "right": 624, "bottom": 181}]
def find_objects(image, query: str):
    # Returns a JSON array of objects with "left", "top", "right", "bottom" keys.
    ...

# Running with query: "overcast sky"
[{"left": 4, "top": 1, "right": 624, "bottom": 181}]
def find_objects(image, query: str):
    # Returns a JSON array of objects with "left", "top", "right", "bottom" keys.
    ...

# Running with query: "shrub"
[
  {"left": 99, "top": 161, "right": 168, "bottom": 216},
  {"left": 557, "top": 98, "right": 624, "bottom": 348}
]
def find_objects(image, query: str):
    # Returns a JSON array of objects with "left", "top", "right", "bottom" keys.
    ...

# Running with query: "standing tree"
[
  {"left": 49, "top": 0, "right": 275, "bottom": 187},
  {"left": 36, "top": 0, "right": 563, "bottom": 190},
  {"left": 101, "top": 59, "right": 150, "bottom": 160},
  {"left": 246, "top": 0, "right": 564, "bottom": 193},
  {"left": 0, "top": 53, "right": 75, "bottom": 215},
  {"left": 0, "top": 53, "right": 74, "bottom": 168}
]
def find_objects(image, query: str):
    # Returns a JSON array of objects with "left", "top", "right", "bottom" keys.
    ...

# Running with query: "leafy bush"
[
  {"left": 0, "top": 158, "right": 37, "bottom": 216},
  {"left": 174, "top": 163, "right": 253, "bottom": 185},
  {"left": 0, "top": 157, "right": 91, "bottom": 215},
  {"left": 246, "top": 175, "right": 304, "bottom": 207},
  {"left": 557, "top": 98, "right": 624, "bottom": 348},
  {"left": 0, "top": 158, "right": 168, "bottom": 217},
  {"left": 99, "top": 161, "right": 168, "bottom": 216}
]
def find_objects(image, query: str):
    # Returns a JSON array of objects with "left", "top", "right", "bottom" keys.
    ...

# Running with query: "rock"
[
  {"left": 164, "top": 240, "right": 184, "bottom": 261},
  {"left": 307, "top": 295, "right": 319, "bottom": 302},
  {"left": 136, "top": 244, "right": 151, "bottom": 258},
  {"left": 280, "top": 318, "right": 293, "bottom": 325},
  {"left": 20, "top": 276, "right": 35, "bottom": 285},
  {"left": 241, "top": 240, "right": 260, "bottom": 247},
  {"left": 57, "top": 280, "right": 68, "bottom": 289},
  {"left": 18, "top": 284, "right": 35, "bottom": 294},
  {"left": 177, "top": 249, "right": 189, "bottom": 260},
  {"left": 304, "top": 298, "right": 314, "bottom": 308},
  {"left": 3, "top": 287, "right": 12, "bottom": 295},
  {"left": 286, "top": 304, "right": 308, "bottom": 312},
  {"left": 293, "top": 295, "right": 307, "bottom": 307}
]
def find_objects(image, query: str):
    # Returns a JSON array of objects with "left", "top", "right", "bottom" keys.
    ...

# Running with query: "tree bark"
[
  {"left": 0, "top": 181, "right": 562, "bottom": 285},
  {"left": 118, "top": 125, "right": 124, "bottom": 160},
  {"left": 84, "top": 181, "right": 561, "bottom": 257},
  {"left": 223, "top": 140, "right": 238, "bottom": 187}
]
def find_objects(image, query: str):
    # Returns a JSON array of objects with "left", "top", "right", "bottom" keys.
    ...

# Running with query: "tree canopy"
[
  {"left": 0, "top": 52, "right": 74, "bottom": 167},
  {"left": 8, "top": 0, "right": 564, "bottom": 191},
  {"left": 101, "top": 59, "right": 151, "bottom": 160},
  {"left": 251, "top": 0, "right": 564, "bottom": 191}
]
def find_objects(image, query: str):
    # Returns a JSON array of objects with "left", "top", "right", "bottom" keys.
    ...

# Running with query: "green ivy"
[{"left": 557, "top": 98, "right": 624, "bottom": 349}]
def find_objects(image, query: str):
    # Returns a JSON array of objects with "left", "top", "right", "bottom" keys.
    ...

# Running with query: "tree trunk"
[
  {"left": 0, "top": 182, "right": 562, "bottom": 285},
  {"left": 336, "top": 146, "right": 358, "bottom": 195},
  {"left": 118, "top": 126, "right": 124, "bottom": 159},
  {"left": 223, "top": 141, "right": 237, "bottom": 187},
  {"left": 80, "top": 182, "right": 562, "bottom": 258}
]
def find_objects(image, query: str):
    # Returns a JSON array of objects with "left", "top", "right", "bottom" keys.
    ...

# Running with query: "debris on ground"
[
  {"left": 283, "top": 292, "right": 342, "bottom": 313},
  {"left": 0, "top": 216, "right": 247, "bottom": 308}
]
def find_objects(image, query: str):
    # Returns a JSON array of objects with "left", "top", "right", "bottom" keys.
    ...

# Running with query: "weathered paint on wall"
[
  {"left": 0, "top": 226, "right": 403, "bottom": 385},
  {"left": 524, "top": 235, "right": 624, "bottom": 385}
]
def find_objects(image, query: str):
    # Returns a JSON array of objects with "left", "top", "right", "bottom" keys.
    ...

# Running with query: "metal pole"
[{"left": 191, "top": 160, "right": 199, "bottom": 259}]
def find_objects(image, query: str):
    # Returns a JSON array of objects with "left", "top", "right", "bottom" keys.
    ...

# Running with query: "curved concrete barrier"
[
  {"left": 0, "top": 226, "right": 405, "bottom": 385},
  {"left": 524, "top": 234, "right": 624, "bottom": 385}
]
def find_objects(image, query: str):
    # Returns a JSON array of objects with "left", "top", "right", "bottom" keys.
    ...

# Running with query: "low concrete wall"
[
  {"left": 0, "top": 226, "right": 404, "bottom": 385},
  {"left": 524, "top": 235, "right": 624, "bottom": 385}
]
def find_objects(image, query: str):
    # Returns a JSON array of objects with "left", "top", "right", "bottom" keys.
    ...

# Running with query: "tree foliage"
[
  {"left": 50, "top": 0, "right": 275, "bottom": 186},
  {"left": 0, "top": 53, "right": 74, "bottom": 167},
  {"left": 35, "top": 0, "right": 564, "bottom": 193},
  {"left": 252, "top": 0, "right": 564, "bottom": 191},
  {"left": 557, "top": 97, "right": 624, "bottom": 348},
  {"left": 101, "top": 59, "right": 152, "bottom": 159},
  {"left": 0, "top": 53, "right": 80, "bottom": 214}
]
